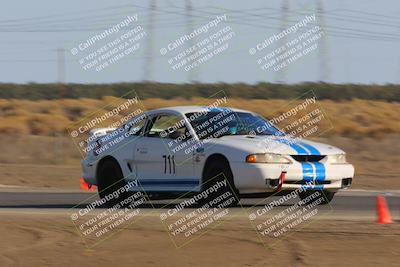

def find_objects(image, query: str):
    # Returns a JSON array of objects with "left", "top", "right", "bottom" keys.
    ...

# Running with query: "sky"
[{"left": 0, "top": 0, "right": 399, "bottom": 84}]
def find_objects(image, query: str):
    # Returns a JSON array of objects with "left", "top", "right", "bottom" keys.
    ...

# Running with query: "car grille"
[
  {"left": 285, "top": 180, "right": 331, "bottom": 185},
  {"left": 291, "top": 155, "right": 325, "bottom": 162}
]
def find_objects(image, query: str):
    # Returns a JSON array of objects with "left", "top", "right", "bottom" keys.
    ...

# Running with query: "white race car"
[{"left": 82, "top": 106, "right": 354, "bottom": 206}]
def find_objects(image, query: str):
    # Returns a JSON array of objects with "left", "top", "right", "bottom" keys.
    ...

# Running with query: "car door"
[
  {"left": 119, "top": 113, "right": 147, "bottom": 183},
  {"left": 134, "top": 112, "right": 199, "bottom": 192}
]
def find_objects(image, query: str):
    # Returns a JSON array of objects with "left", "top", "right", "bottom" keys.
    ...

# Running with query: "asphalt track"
[{"left": 0, "top": 187, "right": 399, "bottom": 220}]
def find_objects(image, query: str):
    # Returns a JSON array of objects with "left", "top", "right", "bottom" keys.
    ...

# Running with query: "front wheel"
[
  {"left": 298, "top": 190, "right": 335, "bottom": 205},
  {"left": 97, "top": 159, "right": 129, "bottom": 208},
  {"left": 200, "top": 161, "right": 240, "bottom": 208}
]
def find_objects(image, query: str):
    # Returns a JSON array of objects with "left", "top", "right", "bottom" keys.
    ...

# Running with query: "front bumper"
[
  {"left": 231, "top": 161, "right": 355, "bottom": 194},
  {"left": 81, "top": 158, "right": 97, "bottom": 185}
]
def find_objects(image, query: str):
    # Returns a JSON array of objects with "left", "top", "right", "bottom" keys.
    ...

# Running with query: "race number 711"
[{"left": 162, "top": 155, "right": 176, "bottom": 174}]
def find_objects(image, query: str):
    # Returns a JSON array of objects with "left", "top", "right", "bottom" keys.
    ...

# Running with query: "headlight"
[
  {"left": 246, "top": 153, "right": 292, "bottom": 164},
  {"left": 330, "top": 154, "right": 347, "bottom": 164}
]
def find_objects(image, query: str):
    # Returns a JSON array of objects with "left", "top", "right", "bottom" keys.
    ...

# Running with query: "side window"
[
  {"left": 126, "top": 114, "right": 147, "bottom": 136},
  {"left": 145, "top": 114, "right": 188, "bottom": 138}
]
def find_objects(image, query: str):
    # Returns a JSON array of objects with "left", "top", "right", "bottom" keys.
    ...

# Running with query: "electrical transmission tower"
[
  {"left": 57, "top": 48, "right": 65, "bottom": 84},
  {"left": 57, "top": 47, "right": 66, "bottom": 99},
  {"left": 275, "top": 0, "right": 289, "bottom": 83},
  {"left": 317, "top": 0, "right": 330, "bottom": 82},
  {"left": 143, "top": 0, "right": 156, "bottom": 81},
  {"left": 185, "top": 0, "right": 197, "bottom": 82}
]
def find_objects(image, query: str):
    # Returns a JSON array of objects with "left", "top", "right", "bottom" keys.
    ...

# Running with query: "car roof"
[{"left": 146, "top": 105, "right": 252, "bottom": 115}]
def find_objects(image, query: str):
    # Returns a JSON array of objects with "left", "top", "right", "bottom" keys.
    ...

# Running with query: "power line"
[
  {"left": 1, "top": 3, "right": 399, "bottom": 44},
  {"left": 2, "top": 3, "right": 400, "bottom": 65}
]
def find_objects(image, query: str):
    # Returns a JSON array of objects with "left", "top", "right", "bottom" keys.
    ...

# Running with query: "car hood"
[{"left": 211, "top": 135, "right": 344, "bottom": 155}]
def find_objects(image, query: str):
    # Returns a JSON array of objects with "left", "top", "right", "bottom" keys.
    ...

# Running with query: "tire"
[
  {"left": 200, "top": 160, "right": 240, "bottom": 208},
  {"left": 298, "top": 190, "right": 335, "bottom": 205},
  {"left": 97, "top": 159, "right": 128, "bottom": 208}
]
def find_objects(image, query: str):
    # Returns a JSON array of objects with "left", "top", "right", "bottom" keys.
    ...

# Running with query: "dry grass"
[{"left": 0, "top": 97, "right": 399, "bottom": 137}]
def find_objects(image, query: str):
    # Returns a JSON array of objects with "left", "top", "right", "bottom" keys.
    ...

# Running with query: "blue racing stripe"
[
  {"left": 301, "top": 162, "right": 314, "bottom": 182},
  {"left": 299, "top": 142, "right": 321, "bottom": 155},
  {"left": 273, "top": 137, "right": 327, "bottom": 187},
  {"left": 301, "top": 184, "right": 324, "bottom": 190},
  {"left": 275, "top": 138, "right": 309, "bottom": 155},
  {"left": 313, "top": 162, "right": 326, "bottom": 181}
]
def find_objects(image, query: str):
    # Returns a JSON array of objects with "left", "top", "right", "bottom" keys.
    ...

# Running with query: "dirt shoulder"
[
  {"left": 322, "top": 135, "right": 400, "bottom": 190},
  {"left": 0, "top": 212, "right": 398, "bottom": 267}
]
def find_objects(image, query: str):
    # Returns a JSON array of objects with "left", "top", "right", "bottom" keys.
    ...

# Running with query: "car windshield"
[{"left": 185, "top": 110, "right": 284, "bottom": 139}]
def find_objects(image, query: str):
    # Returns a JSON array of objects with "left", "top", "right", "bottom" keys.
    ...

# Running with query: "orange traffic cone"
[
  {"left": 376, "top": 195, "right": 393, "bottom": 224},
  {"left": 80, "top": 178, "right": 97, "bottom": 191}
]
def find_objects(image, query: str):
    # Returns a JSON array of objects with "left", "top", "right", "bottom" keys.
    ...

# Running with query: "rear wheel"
[
  {"left": 97, "top": 159, "right": 128, "bottom": 208},
  {"left": 201, "top": 160, "right": 240, "bottom": 207},
  {"left": 298, "top": 190, "right": 335, "bottom": 205}
]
